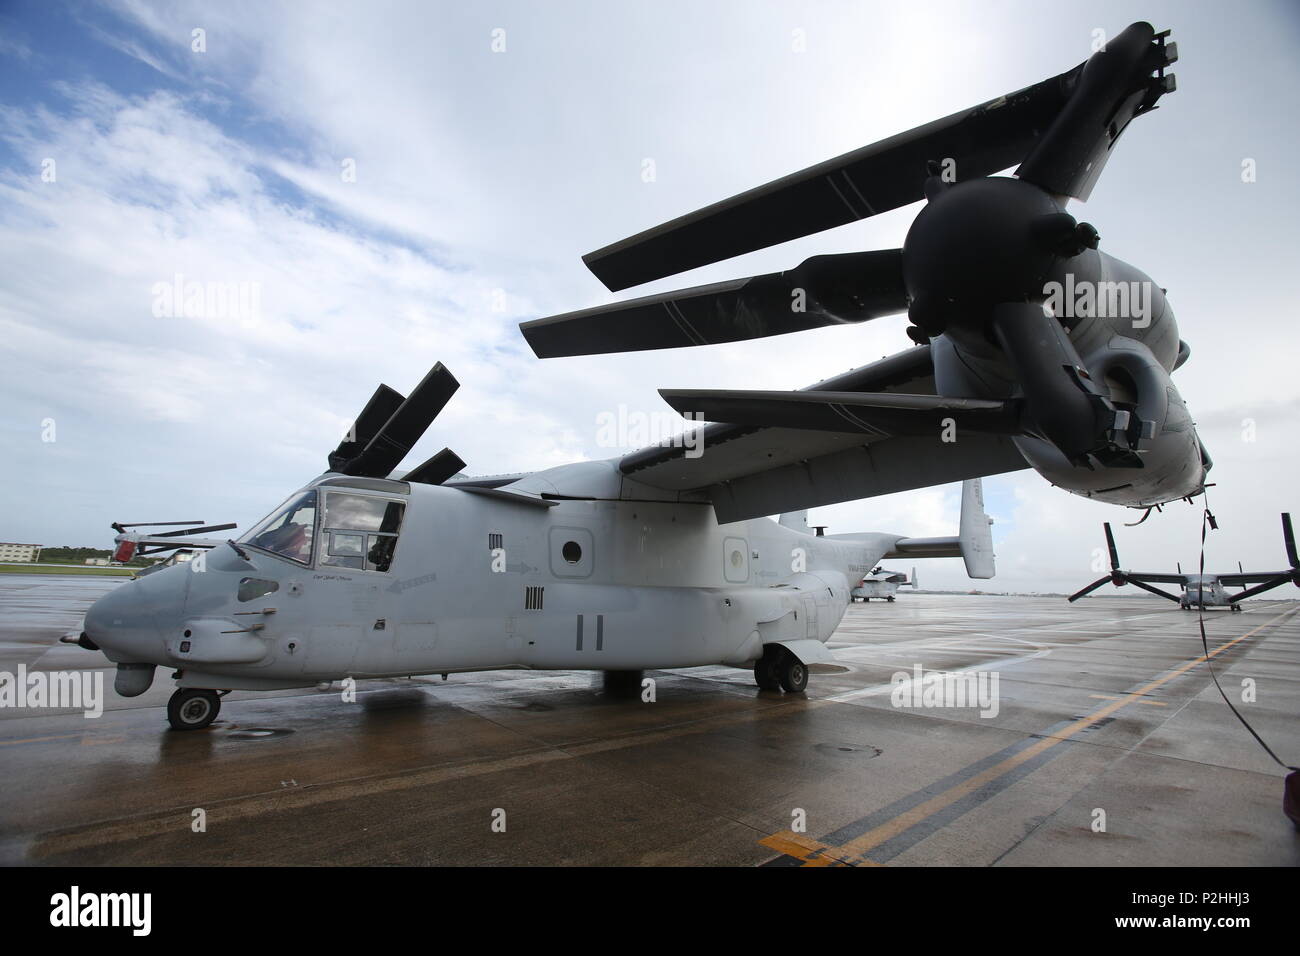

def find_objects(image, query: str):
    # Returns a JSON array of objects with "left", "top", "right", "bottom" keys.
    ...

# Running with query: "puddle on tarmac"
[{"left": 227, "top": 728, "right": 295, "bottom": 740}]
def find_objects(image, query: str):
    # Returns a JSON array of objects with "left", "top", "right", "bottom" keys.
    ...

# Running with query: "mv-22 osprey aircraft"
[
  {"left": 852, "top": 567, "right": 918, "bottom": 603},
  {"left": 79, "top": 22, "right": 1206, "bottom": 730},
  {"left": 1068, "top": 516, "right": 1300, "bottom": 610}
]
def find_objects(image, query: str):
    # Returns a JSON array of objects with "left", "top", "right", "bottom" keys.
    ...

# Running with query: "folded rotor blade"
[
  {"left": 1284, "top": 513, "right": 1298, "bottom": 568},
  {"left": 522, "top": 250, "right": 906, "bottom": 358},
  {"left": 1103, "top": 522, "right": 1120, "bottom": 570},
  {"left": 1232, "top": 577, "right": 1294, "bottom": 603},
  {"left": 1016, "top": 22, "right": 1177, "bottom": 200},
  {"left": 1068, "top": 577, "right": 1113, "bottom": 602},
  {"left": 328, "top": 384, "right": 406, "bottom": 472},
  {"left": 111, "top": 520, "right": 204, "bottom": 533},
  {"left": 659, "top": 389, "right": 1019, "bottom": 438},
  {"left": 404, "top": 448, "right": 467, "bottom": 486},
  {"left": 342, "top": 364, "right": 459, "bottom": 478},
  {"left": 584, "top": 68, "right": 1082, "bottom": 291},
  {"left": 1125, "top": 578, "right": 1183, "bottom": 603},
  {"left": 149, "top": 523, "right": 237, "bottom": 538}
]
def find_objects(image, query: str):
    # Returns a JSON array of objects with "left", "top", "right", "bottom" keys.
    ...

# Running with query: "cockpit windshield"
[{"left": 240, "top": 490, "right": 318, "bottom": 564}]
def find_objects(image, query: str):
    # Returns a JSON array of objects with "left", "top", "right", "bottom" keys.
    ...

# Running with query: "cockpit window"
[
  {"left": 320, "top": 492, "right": 405, "bottom": 572},
  {"left": 240, "top": 490, "right": 318, "bottom": 565}
]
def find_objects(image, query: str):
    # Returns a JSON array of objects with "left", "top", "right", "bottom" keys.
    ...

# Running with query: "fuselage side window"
[{"left": 320, "top": 492, "right": 405, "bottom": 572}]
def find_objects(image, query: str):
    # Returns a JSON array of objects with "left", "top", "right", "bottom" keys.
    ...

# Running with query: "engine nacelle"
[
  {"left": 931, "top": 274, "right": 1209, "bottom": 510},
  {"left": 1013, "top": 336, "right": 1207, "bottom": 506}
]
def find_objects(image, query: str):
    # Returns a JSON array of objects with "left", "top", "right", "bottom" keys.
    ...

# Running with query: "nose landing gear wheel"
[{"left": 167, "top": 688, "right": 221, "bottom": 731}]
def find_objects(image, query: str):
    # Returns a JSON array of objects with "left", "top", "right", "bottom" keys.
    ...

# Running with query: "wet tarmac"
[{"left": 1, "top": 572, "right": 1297, "bottom": 866}]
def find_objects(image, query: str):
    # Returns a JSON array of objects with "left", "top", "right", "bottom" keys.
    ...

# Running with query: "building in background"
[{"left": 0, "top": 543, "right": 42, "bottom": 562}]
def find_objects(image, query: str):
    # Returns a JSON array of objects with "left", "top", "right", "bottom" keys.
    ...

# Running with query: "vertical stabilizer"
[
  {"left": 779, "top": 510, "right": 810, "bottom": 533},
  {"left": 959, "top": 479, "right": 995, "bottom": 578}
]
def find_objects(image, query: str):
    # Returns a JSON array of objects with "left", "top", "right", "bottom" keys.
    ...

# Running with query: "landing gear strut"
[{"left": 167, "top": 688, "right": 221, "bottom": 731}]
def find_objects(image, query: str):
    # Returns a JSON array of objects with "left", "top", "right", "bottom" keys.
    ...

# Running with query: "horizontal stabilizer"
[{"left": 660, "top": 389, "right": 1021, "bottom": 438}]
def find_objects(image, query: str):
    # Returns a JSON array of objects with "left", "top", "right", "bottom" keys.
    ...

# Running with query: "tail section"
[
  {"left": 778, "top": 510, "right": 809, "bottom": 533},
  {"left": 884, "top": 479, "right": 996, "bottom": 579},
  {"left": 957, "top": 479, "right": 995, "bottom": 578}
]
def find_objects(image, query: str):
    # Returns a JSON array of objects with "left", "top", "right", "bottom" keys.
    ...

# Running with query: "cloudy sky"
[{"left": 2, "top": 0, "right": 1298, "bottom": 593}]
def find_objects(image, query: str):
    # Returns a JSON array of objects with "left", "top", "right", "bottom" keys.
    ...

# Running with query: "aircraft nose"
[{"left": 83, "top": 579, "right": 167, "bottom": 664}]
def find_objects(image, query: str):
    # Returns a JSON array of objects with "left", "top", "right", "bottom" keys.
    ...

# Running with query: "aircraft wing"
[
  {"left": 619, "top": 345, "right": 1031, "bottom": 523},
  {"left": 1123, "top": 572, "right": 1191, "bottom": 585},
  {"left": 1216, "top": 571, "right": 1293, "bottom": 588}
]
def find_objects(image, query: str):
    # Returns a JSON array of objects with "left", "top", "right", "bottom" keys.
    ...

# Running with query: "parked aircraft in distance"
[{"left": 1068, "top": 515, "right": 1299, "bottom": 610}]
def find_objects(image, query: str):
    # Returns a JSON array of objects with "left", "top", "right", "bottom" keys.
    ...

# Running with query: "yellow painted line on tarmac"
[
  {"left": 765, "top": 605, "right": 1297, "bottom": 867},
  {"left": 1089, "top": 694, "right": 1167, "bottom": 706},
  {"left": 0, "top": 733, "right": 84, "bottom": 747},
  {"left": 758, "top": 830, "right": 881, "bottom": 867}
]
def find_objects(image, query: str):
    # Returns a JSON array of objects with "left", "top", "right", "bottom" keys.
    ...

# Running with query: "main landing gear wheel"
[
  {"left": 778, "top": 654, "right": 808, "bottom": 694},
  {"left": 167, "top": 688, "right": 221, "bottom": 731},
  {"left": 754, "top": 654, "right": 782, "bottom": 691},
  {"left": 755, "top": 647, "right": 808, "bottom": 693}
]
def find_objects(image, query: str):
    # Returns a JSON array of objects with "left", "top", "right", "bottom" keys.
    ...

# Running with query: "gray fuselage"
[{"left": 86, "top": 461, "right": 904, "bottom": 694}]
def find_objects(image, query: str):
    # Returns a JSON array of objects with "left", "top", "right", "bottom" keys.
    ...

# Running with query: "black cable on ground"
[{"left": 1193, "top": 488, "right": 1299, "bottom": 828}]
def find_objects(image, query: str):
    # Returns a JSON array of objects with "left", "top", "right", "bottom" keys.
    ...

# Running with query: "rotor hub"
[{"left": 903, "top": 177, "right": 1069, "bottom": 336}]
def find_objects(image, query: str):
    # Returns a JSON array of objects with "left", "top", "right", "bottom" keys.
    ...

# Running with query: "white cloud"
[{"left": 2, "top": 0, "right": 1299, "bottom": 598}]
